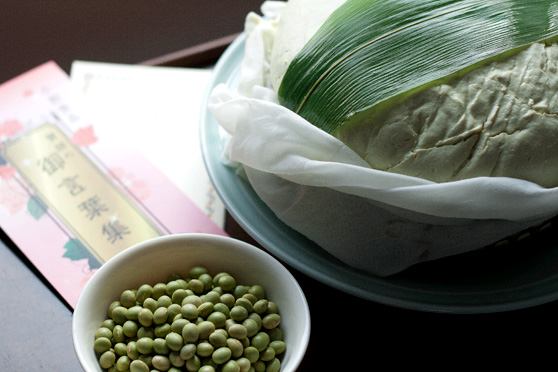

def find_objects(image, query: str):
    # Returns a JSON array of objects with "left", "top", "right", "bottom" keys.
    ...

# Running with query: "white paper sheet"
[{"left": 70, "top": 61, "right": 226, "bottom": 227}]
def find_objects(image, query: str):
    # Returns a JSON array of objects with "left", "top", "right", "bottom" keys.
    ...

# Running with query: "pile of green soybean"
[{"left": 93, "top": 266, "right": 286, "bottom": 372}]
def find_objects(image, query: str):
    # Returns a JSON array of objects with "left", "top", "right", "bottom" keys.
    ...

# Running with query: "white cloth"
[{"left": 208, "top": 2, "right": 558, "bottom": 276}]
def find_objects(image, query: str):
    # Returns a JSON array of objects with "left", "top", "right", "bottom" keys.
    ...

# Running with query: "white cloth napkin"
[{"left": 208, "top": 2, "right": 558, "bottom": 276}]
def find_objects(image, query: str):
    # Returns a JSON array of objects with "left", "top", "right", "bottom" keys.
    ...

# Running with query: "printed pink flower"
[
  {"left": 0, "top": 120, "right": 24, "bottom": 140},
  {"left": 81, "top": 268, "right": 98, "bottom": 286},
  {"left": 110, "top": 167, "right": 150, "bottom": 201},
  {"left": 72, "top": 125, "right": 98, "bottom": 147},
  {"left": 0, "top": 165, "right": 16, "bottom": 180},
  {"left": 0, "top": 179, "right": 28, "bottom": 215}
]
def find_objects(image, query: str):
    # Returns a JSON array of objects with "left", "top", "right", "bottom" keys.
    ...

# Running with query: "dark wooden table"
[{"left": 0, "top": 1, "right": 553, "bottom": 370}]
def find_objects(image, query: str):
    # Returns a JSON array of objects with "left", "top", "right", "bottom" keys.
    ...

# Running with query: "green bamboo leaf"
[{"left": 278, "top": 0, "right": 558, "bottom": 134}]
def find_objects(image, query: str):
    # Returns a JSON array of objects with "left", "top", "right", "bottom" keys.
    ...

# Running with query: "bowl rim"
[{"left": 72, "top": 232, "right": 311, "bottom": 372}]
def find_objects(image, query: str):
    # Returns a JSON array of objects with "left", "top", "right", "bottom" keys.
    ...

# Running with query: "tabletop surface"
[{"left": 0, "top": 1, "right": 554, "bottom": 370}]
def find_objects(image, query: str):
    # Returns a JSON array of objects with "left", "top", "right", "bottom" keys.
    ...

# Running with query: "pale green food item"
[
  {"left": 93, "top": 268, "right": 286, "bottom": 371},
  {"left": 335, "top": 41, "right": 558, "bottom": 186},
  {"left": 271, "top": 0, "right": 558, "bottom": 187}
]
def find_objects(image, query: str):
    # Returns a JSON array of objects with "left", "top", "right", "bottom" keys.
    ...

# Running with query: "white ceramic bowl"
[{"left": 73, "top": 233, "right": 310, "bottom": 372}]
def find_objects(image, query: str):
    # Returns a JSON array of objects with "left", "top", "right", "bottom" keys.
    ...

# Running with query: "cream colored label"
[{"left": 3, "top": 124, "right": 162, "bottom": 263}]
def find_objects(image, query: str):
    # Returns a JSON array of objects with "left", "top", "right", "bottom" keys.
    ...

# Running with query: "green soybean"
[
  {"left": 137, "top": 308, "right": 153, "bottom": 327},
  {"left": 188, "top": 279, "right": 204, "bottom": 294},
  {"left": 249, "top": 285, "right": 266, "bottom": 301},
  {"left": 99, "top": 350, "right": 116, "bottom": 369},
  {"left": 171, "top": 318, "right": 189, "bottom": 334},
  {"left": 154, "top": 323, "right": 171, "bottom": 338},
  {"left": 267, "top": 327, "right": 283, "bottom": 342},
  {"left": 137, "top": 326, "right": 154, "bottom": 339},
  {"left": 189, "top": 266, "right": 208, "bottom": 278},
  {"left": 242, "top": 293, "right": 258, "bottom": 305},
  {"left": 120, "top": 289, "right": 136, "bottom": 308},
  {"left": 101, "top": 319, "right": 116, "bottom": 331},
  {"left": 251, "top": 332, "right": 270, "bottom": 352},
  {"left": 222, "top": 360, "right": 240, "bottom": 372},
  {"left": 209, "top": 331, "right": 228, "bottom": 348},
  {"left": 137, "top": 354, "right": 153, "bottom": 367},
  {"left": 242, "top": 318, "right": 260, "bottom": 337},
  {"left": 153, "top": 306, "right": 169, "bottom": 324},
  {"left": 94, "top": 337, "right": 111, "bottom": 353},
  {"left": 181, "top": 303, "right": 199, "bottom": 320},
  {"left": 111, "top": 306, "right": 127, "bottom": 324},
  {"left": 182, "top": 295, "right": 202, "bottom": 307},
  {"left": 243, "top": 346, "right": 260, "bottom": 363},
  {"left": 267, "top": 302, "right": 279, "bottom": 314},
  {"left": 130, "top": 359, "right": 150, "bottom": 372},
  {"left": 199, "top": 365, "right": 217, "bottom": 372},
  {"left": 166, "top": 280, "right": 182, "bottom": 296},
  {"left": 228, "top": 324, "right": 248, "bottom": 340},
  {"left": 218, "top": 275, "right": 236, "bottom": 292},
  {"left": 212, "top": 272, "right": 228, "bottom": 285},
  {"left": 262, "top": 314, "right": 281, "bottom": 330},
  {"left": 235, "top": 298, "right": 253, "bottom": 313},
  {"left": 196, "top": 341, "right": 215, "bottom": 357},
  {"left": 253, "top": 299, "right": 268, "bottom": 314},
  {"left": 152, "top": 355, "right": 171, "bottom": 371},
  {"left": 198, "top": 302, "right": 214, "bottom": 318},
  {"left": 126, "top": 341, "right": 139, "bottom": 360},
  {"left": 266, "top": 358, "right": 281, "bottom": 372},
  {"left": 185, "top": 355, "right": 201, "bottom": 371},
  {"left": 212, "top": 347, "right": 232, "bottom": 364},
  {"left": 116, "top": 355, "right": 131, "bottom": 371},
  {"left": 260, "top": 346, "right": 276, "bottom": 362},
  {"left": 152, "top": 283, "right": 167, "bottom": 299},
  {"left": 227, "top": 338, "right": 244, "bottom": 358},
  {"left": 95, "top": 327, "right": 112, "bottom": 339},
  {"left": 108, "top": 301, "right": 121, "bottom": 318},
  {"left": 253, "top": 360, "right": 266, "bottom": 372},
  {"left": 136, "top": 337, "right": 154, "bottom": 354},
  {"left": 269, "top": 340, "right": 286, "bottom": 355},
  {"left": 230, "top": 306, "right": 248, "bottom": 322},
  {"left": 123, "top": 320, "right": 138, "bottom": 338},
  {"left": 197, "top": 320, "right": 215, "bottom": 339},
  {"left": 167, "top": 303, "right": 182, "bottom": 321},
  {"left": 114, "top": 342, "right": 127, "bottom": 356},
  {"left": 142, "top": 297, "right": 157, "bottom": 313},
  {"left": 112, "top": 325, "right": 126, "bottom": 343},
  {"left": 165, "top": 332, "right": 184, "bottom": 351},
  {"left": 198, "top": 273, "right": 214, "bottom": 291},
  {"left": 169, "top": 351, "right": 185, "bottom": 368},
  {"left": 136, "top": 284, "right": 153, "bottom": 303},
  {"left": 237, "top": 357, "right": 251, "bottom": 372},
  {"left": 203, "top": 290, "right": 221, "bottom": 304},
  {"left": 180, "top": 343, "right": 197, "bottom": 360},
  {"left": 233, "top": 285, "right": 249, "bottom": 299},
  {"left": 207, "top": 311, "right": 227, "bottom": 328},
  {"left": 126, "top": 305, "right": 142, "bottom": 321},
  {"left": 247, "top": 313, "right": 262, "bottom": 329},
  {"left": 219, "top": 293, "right": 235, "bottom": 308},
  {"left": 153, "top": 337, "right": 170, "bottom": 355},
  {"left": 157, "top": 295, "right": 172, "bottom": 309},
  {"left": 172, "top": 289, "right": 189, "bottom": 305},
  {"left": 213, "top": 303, "right": 230, "bottom": 317}
]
